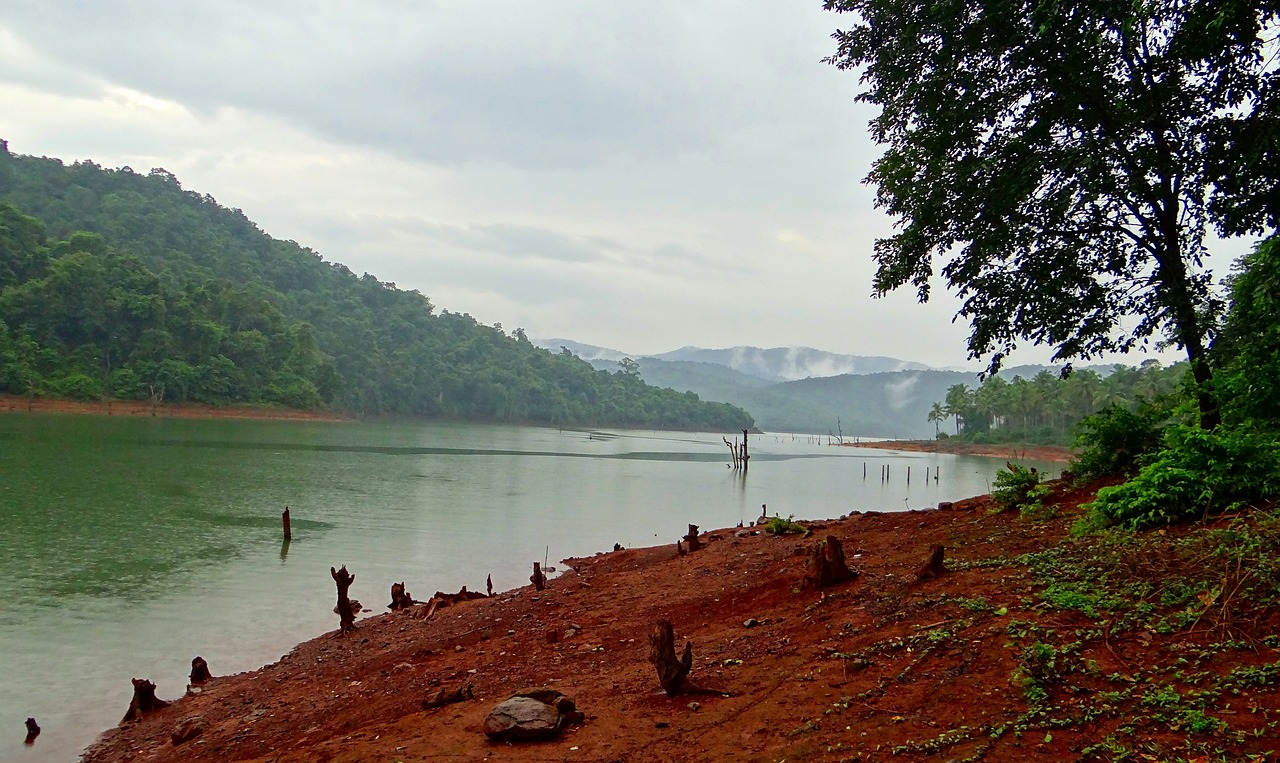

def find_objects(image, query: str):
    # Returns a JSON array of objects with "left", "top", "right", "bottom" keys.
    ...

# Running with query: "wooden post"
[
  {"left": 331, "top": 565, "right": 357, "bottom": 634},
  {"left": 741, "top": 429, "right": 750, "bottom": 472},
  {"left": 282, "top": 506, "right": 292, "bottom": 541},
  {"left": 531, "top": 562, "right": 546, "bottom": 591},
  {"left": 907, "top": 466, "right": 911, "bottom": 484}
]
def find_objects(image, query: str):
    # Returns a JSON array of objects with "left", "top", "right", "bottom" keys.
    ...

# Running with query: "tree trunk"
[
  {"left": 649, "top": 619, "right": 694, "bottom": 697},
  {"left": 331, "top": 565, "right": 357, "bottom": 633},
  {"left": 683, "top": 524, "right": 702, "bottom": 552}
]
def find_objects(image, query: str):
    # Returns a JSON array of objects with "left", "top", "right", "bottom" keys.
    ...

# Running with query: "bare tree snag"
[
  {"left": 915, "top": 545, "right": 946, "bottom": 581},
  {"left": 802, "top": 536, "right": 857, "bottom": 590},
  {"left": 648, "top": 619, "right": 732, "bottom": 697},
  {"left": 684, "top": 524, "right": 702, "bottom": 552},
  {"left": 189, "top": 656, "right": 212, "bottom": 686},
  {"left": 24, "top": 718, "right": 39, "bottom": 745},
  {"left": 531, "top": 562, "right": 546, "bottom": 591},
  {"left": 331, "top": 565, "right": 357, "bottom": 633},
  {"left": 120, "top": 678, "right": 170, "bottom": 724}
]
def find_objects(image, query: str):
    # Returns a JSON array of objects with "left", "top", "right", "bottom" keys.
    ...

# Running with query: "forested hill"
[{"left": 0, "top": 142, "right": 753, "bottom": 431}]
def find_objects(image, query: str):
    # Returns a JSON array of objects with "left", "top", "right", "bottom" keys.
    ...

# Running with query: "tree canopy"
[{"left": 825, "top": 0, "right": 1280, "bottom": 428}]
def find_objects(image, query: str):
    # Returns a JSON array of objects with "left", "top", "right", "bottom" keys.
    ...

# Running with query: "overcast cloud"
[{"left": 0, "top": 1, "right": 1252, "bottom": 367}]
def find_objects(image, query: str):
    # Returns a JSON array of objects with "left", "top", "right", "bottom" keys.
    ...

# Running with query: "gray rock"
[{"left": 483, "top": 697, "right": 565, "bottom": 741}]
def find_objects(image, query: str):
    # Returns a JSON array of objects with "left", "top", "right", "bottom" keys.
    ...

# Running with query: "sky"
[{"left": 0, "top": 1, "right": 1258, "bottom": 369}]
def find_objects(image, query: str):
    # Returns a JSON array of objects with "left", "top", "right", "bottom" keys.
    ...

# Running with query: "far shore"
[
  {"left": 0, "top": 395, "right": 354, "bottom": 423},
  {"left": 844, "top": 437, "right": 1074, "bottom": 463}
]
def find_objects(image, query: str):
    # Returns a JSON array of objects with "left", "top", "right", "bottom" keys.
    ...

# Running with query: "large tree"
[{"left": 825, "top": 0, "right": 1280, "bottom": 428}]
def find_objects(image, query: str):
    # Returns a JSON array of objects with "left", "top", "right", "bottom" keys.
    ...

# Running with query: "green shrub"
[
  {"left": 764, "top": 514, "right": 807, "bottom": 535},
  {"left": 45, "top": 372, "right": 102, "bottom": 401},
  {"left": 1071, "top": 402, "right": 1170, "bottom": 481},
  {"left": 1086, "top": 425, "right": 1280, "bottom": 529},
  {"left": 992, "top": 463, "right": 1043, "bottom": 513}
]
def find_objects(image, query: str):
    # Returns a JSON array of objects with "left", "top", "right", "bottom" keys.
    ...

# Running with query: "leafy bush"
[
  {"left": 44, "top": 371, "right": 102, "bottom": 401},
  {"left": 1071, "top": 403, "right": 1170, "bottom": 481},
  {"left": 992, "top": 463, "right": 1043, "bottom": 514},
  {"left": 763, "top": 514, "right": 807, "bottom": 535},
  {"left": 1085, "top": 425, "right": 1280, "bottom": 529}
]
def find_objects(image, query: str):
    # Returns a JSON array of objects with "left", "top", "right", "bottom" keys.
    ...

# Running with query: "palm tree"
[{"left": 927, "top": 401, "right": 945, "bottom": 437}]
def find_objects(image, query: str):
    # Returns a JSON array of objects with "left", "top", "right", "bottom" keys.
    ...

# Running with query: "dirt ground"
[
  {"left": 849, "top": 439, "right": 1074, "bottom": 463},
  {"left": 0, "top": 395, "right": 351, "bottom": 422},
  {"left": 78, "top": 477, "right": 1280, "bottom": 763}
]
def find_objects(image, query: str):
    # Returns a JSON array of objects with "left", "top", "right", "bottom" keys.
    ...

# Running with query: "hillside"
[{"left": 0, "top": 142, "right": 752, "bottom": 431}]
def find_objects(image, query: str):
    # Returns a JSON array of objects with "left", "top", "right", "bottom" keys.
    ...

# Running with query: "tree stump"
[
  {"left": 189, "top": 656, "right": 212, "bottom": 686},
  {"left": 531, "top": 562, "right": 546, "bottom": 591},
  {"left": 684, "top": 524, "right": 702, "bottom": 552},
  {"left": 331, "top": 565, "right": 357, "bottom": 633},
  {"left": 802, "top": 536, "right": 857, "bottom": 590},
  {"left": 915, "top": 545, "right": 946, "bottom": 581},
  {"left": 24, "top": 718, "right": 39, "bottom": 745},
  {"left": 389, "top": 581, "right": 416, "bottom": 610},
  {"left": 422, "top": 682, "right": 474, "bottom": 709},
  {"left": 120, "top": 678, "right": 170, "bottom": 724},
  {"left": 486, "top": 573, "right": 494, "bottom": 597},
  {"left": 648, "top": 619, "right": 693, "bottom": 697}
]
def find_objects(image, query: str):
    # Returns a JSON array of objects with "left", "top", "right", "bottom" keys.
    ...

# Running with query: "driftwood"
[
  {"left": 24, "top": 718, "right": 39, "bottom": 745},
  {"left": 422, "top": 682, "right": 474, "bottom": 709},
  {"left": 331, "top": 565, "right": 357, "bottom": 634},
  {"left": 389, "top": 581, "right": 418, "bottom": 610},
  {"left": 531, "top": 562, "right": 546, "bottom": 591},
  {"left": 683, "top": 524, "right": 702, "bottom": 552},
  {"left": 802, "top": 536, "right": 857, "bottom": 590},
  {"left": 414, "top": 585, "right": 489, "bottom": 621},
  {"left": 915, "top": 545, "right": 946, "bottom": 581},
  {"left": 120, "top": 678, "right": 170, "bottom": 724},
  {"left": 189, "top": 656, "right": 212, "bottom": 686},
  {"left": 648, "top": 619, "right": 732, "bottom": 697}
]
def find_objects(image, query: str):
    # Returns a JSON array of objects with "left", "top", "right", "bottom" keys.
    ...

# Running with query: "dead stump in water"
[
  {"left": 915, "top": 545, "right": 946, "bottom": 581},
  {"left": 331, "top": 565, "right": 357, "bottom": 634},
  {"left": 24, "top": 718, "right": 39, "bottom": 745},
  {"left": 802, "top": 536, "right": 857, "bottom": 590},
  {"left": 120, "top": 678, "right": 170, "bottom": 724},
  {"left": 648, "top": 619, "right": 731, "bottom": 697}
]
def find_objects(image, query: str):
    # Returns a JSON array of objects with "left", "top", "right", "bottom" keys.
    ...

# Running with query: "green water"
[{"left": 0, "top": 415, "right": 1055, "bottom": 761}]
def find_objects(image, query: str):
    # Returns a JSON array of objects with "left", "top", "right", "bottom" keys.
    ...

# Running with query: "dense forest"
[{"left": 0, "top": 141, "right": 752, "bottom": 431}]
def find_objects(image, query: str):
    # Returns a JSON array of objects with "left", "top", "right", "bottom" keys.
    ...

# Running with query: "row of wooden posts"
[{"left": 863, "top": 462, "right": 940, "bottom": 484}]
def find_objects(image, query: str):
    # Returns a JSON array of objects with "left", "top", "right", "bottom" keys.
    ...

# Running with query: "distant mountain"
[
  {"left": 651, "top": 346, "right": 932, "bottom": 382},
  {"left": 536, "top": 338, "right": 630, "bottom": 363}
]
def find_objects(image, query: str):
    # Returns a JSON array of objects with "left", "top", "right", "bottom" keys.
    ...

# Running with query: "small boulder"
[
  {"left": 171, "top": 717, "right": 204, "bottom": 746},
  {"left": 483, "top": 696, "right": 565, "bottom": 741}
]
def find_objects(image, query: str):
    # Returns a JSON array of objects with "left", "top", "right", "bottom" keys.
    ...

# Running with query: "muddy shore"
[{"left": 0, "top": 395, "right": 352, "bottom": 422}]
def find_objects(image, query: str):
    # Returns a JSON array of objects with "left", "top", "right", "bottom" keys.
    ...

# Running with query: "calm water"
[{"left": 0, "top": 415, "right": 1058, "bottom": 761}]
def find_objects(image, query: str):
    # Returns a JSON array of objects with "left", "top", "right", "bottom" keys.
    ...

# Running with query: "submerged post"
[
  {"left": 741, "top": 429, "right": 750, "bottom": 472},
  {"left": 282, "top": 506, "right": 292, "bottom": 541}
]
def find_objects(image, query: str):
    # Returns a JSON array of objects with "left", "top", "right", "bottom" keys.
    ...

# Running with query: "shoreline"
[
  {"left": 846, "top": 437, "right": 1075, "bottom": 463},
  {"left": 0, "top": 395, "right": 354, "bottom": 423},
  {"left": 80, "top": 475, "right": 1280, "bottom": 763}
]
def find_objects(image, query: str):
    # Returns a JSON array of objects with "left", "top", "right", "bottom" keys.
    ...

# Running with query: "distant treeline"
[
  {"left": 930, "top": 362, "right": 1188, "bottom": 444},
  {"left": 0, "top": 142, "right": 752, "bottom": 431}
]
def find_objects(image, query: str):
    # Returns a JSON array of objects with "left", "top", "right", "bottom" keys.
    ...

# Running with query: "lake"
[{"left": 0, "top": 414, "right": 1059, "bottom": 761}]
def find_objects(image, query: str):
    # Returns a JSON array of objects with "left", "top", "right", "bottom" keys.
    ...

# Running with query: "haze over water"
[{"left": 0, "top": 414, "right": 1058, "bottom": 761}]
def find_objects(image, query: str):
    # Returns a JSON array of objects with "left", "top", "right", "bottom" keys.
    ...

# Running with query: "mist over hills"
[{"left": 535, "top": 338, "right": 1122, "bottom": 437}]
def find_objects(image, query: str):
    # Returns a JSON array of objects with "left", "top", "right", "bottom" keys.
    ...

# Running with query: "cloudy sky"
[{"left": 0, "top": 2, "right": 1255, "bottom": 368}]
